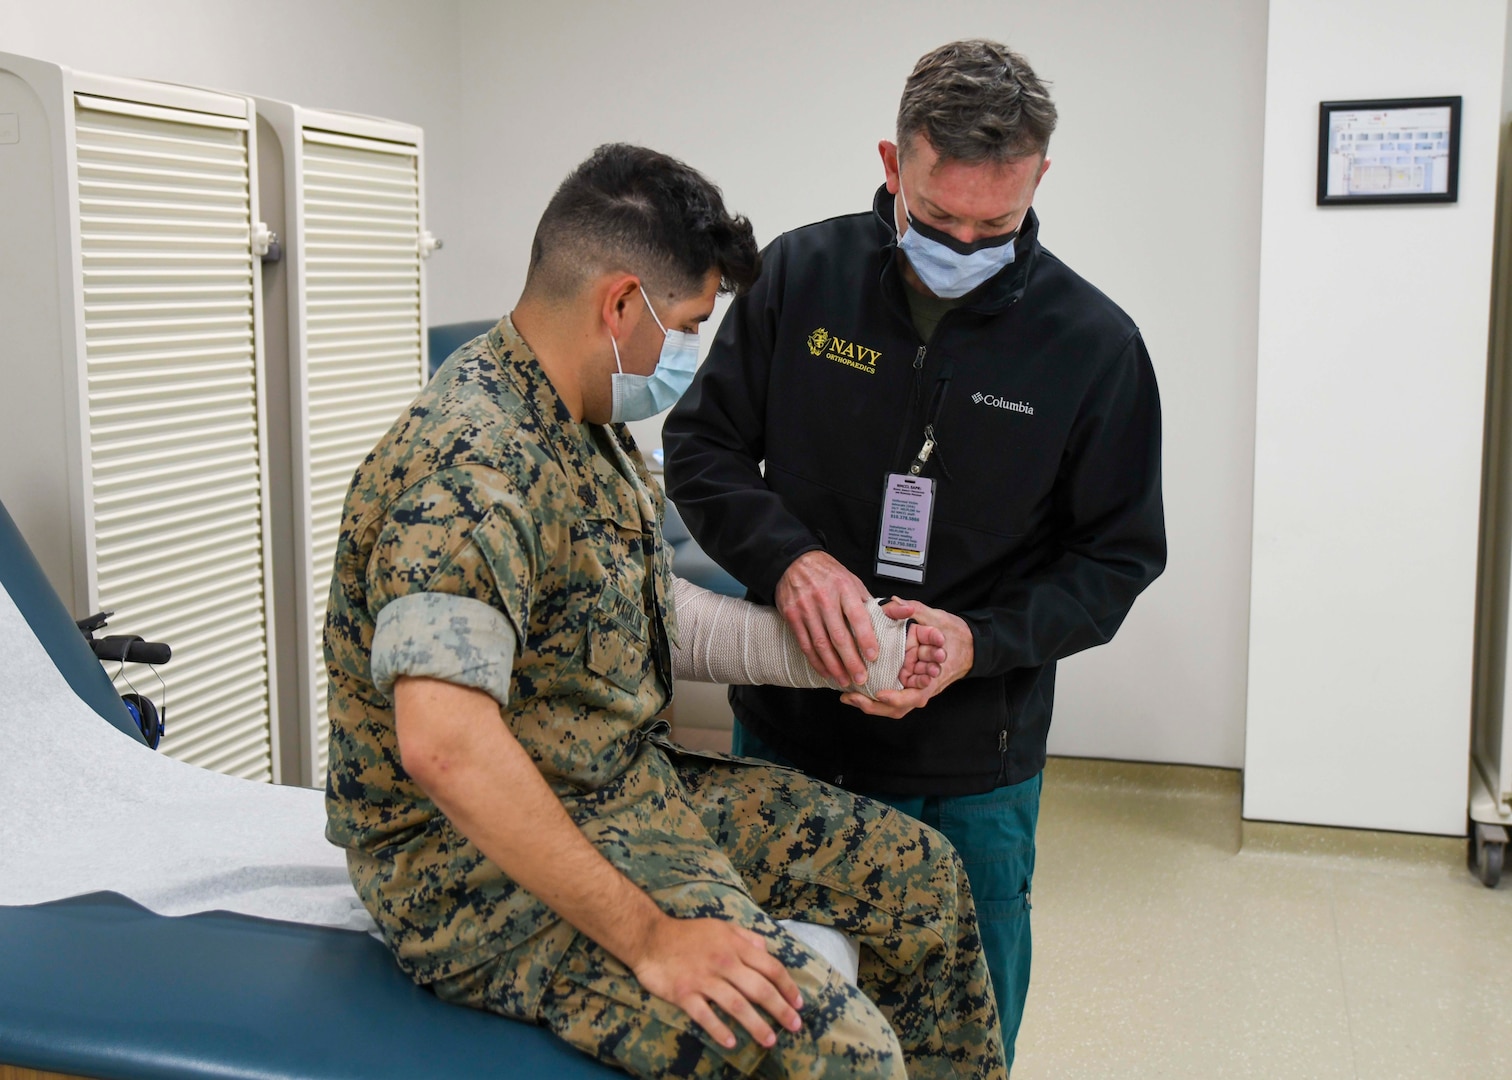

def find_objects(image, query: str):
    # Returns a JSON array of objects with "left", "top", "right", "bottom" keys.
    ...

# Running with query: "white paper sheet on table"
[{"left": 0, "top": 580, "right": 375, "bottom": 932}]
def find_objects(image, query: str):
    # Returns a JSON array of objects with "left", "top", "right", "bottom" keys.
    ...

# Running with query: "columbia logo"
[{"left": 971, "top": 391, "right": 1034, "bottom": 416}]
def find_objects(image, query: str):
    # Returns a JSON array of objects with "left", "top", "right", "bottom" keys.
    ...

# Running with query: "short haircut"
[
  {"left": 897, "top": 40, "right": 1058, "bottom": 164},
  {"left": 524, "top": 143, "right": 760, "bottom": 303}
]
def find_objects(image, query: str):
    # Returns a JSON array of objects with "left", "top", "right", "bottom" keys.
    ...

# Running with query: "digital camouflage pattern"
[
  {"left": 323, "top": 318, "right": 1006, "bottom": 1078},
  {"left": 434, "top": 754, "right": 1005, "bottom": 1078}
]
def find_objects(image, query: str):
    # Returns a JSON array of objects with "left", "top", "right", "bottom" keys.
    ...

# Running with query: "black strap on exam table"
[{"left": 0, "top": 498, "right": 144, "bottom": 744}]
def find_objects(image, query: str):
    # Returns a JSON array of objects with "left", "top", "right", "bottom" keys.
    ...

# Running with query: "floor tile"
[{"left": 1014, "top": 757, "right": 1512, "bottom": 1078}]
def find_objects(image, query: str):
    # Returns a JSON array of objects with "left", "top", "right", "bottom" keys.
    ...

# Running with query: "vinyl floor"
[{"left": 1015, "top": 757, "right": 1512, "bottom": 1079}]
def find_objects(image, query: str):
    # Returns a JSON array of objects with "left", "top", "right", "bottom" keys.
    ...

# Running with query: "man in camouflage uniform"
[{"left": 324, "top": 144, "right": 1007, "bottom": 1079}]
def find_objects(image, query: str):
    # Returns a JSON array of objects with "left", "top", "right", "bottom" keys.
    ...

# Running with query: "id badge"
[{"left": 875, "top": 473, "right": 935, "bottom": 583}]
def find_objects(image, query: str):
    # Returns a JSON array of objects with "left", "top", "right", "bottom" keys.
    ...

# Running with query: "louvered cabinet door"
[
  {"left": 298, "top": 129, "right": 425, "bottom": 782},
  {"left": 74, "top": 96, "right": 275, "bottom": 781}
]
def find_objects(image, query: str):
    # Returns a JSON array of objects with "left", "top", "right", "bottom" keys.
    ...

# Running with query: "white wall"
[
  {"left": 36, "top": 0, "right": 1505, "bottom": 801},
  {"left": 0, "top": 0, "right": 468, "bottom": 317},
  {"left": 1246, "top": 0, "right": 1509, "bottom": 834},
  {"left": 452, "top": 0, "right": 1269, "bottom": 768}
]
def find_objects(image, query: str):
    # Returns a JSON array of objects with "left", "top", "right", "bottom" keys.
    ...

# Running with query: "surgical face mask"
[
  {"left": 608, "top": 285, "right": 700, "bottom": 423},
  {"left": 895, "top": 184, "right": 1019, "bottom": 299}
]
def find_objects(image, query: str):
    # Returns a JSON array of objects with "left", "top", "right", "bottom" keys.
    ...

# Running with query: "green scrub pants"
[{"left": 732, "top": 720, "right": 1041, "bottom": 1071}]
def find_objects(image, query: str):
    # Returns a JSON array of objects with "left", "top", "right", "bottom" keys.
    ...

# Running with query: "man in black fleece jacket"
[{"left": 664, "top": 39, "right": 1166, "bottom": 1067}]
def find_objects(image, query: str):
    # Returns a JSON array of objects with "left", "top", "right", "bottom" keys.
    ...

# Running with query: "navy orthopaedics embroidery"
[{"left": 806, "top": 326, "right": 883, "bottom": 375}]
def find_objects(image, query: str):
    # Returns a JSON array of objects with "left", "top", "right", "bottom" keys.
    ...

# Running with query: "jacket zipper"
[
  {"left": 998, "top": 680, "right": 1026, "bottom": 785},
  {"left": 910, "top": 346, "right": 928, "bottom": 462},
  {"left": 889, "top": 345, "right": 929, "bottom": 472}
]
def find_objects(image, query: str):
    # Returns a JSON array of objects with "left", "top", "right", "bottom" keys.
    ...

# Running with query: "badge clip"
[{"left": 908, "top": 424, "right": 937, "bottom": 476}]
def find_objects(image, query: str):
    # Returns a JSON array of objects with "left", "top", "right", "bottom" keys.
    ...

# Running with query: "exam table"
[{"left": 0, "top": 498, "right": 620, "bottom": 1080}]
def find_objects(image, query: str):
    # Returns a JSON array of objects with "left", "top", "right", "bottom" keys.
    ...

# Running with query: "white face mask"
[
  {"left": 608, "top": 285, "right": 700, "bottom": 423},
  {"left": 895, "top": 183, "right": 1020, "bottom": 298}
]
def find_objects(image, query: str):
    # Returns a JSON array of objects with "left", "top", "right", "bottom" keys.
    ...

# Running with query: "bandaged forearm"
[{"left": 671, "top": 576, "right": 907, "bottom": 699}]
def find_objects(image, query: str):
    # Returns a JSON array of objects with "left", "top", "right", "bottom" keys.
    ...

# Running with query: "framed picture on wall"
[{"left": 1317, "top": 96, "right": 1461, "bottom": 205}]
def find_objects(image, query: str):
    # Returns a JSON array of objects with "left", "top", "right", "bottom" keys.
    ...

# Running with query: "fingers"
[
  {"left": 913, "top": 623, "right": 946, "bottom": 649},
  {"left": 739, "top": 928, "right": 803, "bottom": 1009},
  {"left": 776, "top": 552, "right": 877, "bottom": 686},
  {"left": 897, "top": 643, "right": 940, "bottom": 690},
  {"left": 879, "top": 598, "right": 917, "bottom": 621},
  {"left": 871, "top": 688, "right": 927, "bottom": 709},
  {"left": 638, "top": 920, "right": 807, "bottom": 1056},
  {"left": 708, "top": 979, "right": 779, "bottom": 1048},
  {"left": 682, "top": 994, "right": 739, "bottom": 1050},
  {"left": 728, "top": 933, "right": 801, "bottom": 1038},
  {"left": 782, "top": 603, "right": 847, "bottom": 686},
  {"left": 678, "top": 937, "right": 802, "bottom": 1051},
  {"left": 839, "top": 692, "right": 905, "bottom": 718},
  {"left": 839, "top": 689, "right": 923, "bottom": 719},
  {"left": 787, "top": 611, "right": 823, "bottom": 679},
  {"left": 725, "top": 962, "right": 801, "bottom": 1041},
  {"left": 780, "top": 594, "right": 850, "bottom": 686},
  {"left": 820, "top": 601, "right": 868, "bottom": 686},
  {"left": 843, "top": 594, "right": 881, "bottom": 665},
  {"left": 807, "top": 618, "right": 854, "bottom": 685},
  {"left": 915, "top": 643, "right": 947, "bottom": 665},
  {"left": 903, "top": 624, "right": 947, "bottom": 670}
]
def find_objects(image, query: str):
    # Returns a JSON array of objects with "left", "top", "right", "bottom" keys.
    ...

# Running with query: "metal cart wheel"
[{"left": 1469, "top": 823, "right": 1507, "bottom": 888}]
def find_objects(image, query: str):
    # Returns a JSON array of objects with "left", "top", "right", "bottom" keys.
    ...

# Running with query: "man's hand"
[
  {"left": 631, "top": 918, "right": 803, "bottom": 1050},
  {"left": 841, "top": 599, "right": 974, "bottom": 718},
  {"left": 898, "top": 619, "right": 947, "bottom": 689},
  {"left": 775, "top": 551, "right": 878, "bottom": 686}
]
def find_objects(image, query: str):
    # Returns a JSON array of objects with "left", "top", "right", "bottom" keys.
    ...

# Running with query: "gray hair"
[{"left": 897, "top": 40, "right": 1057, "bottom": 164}]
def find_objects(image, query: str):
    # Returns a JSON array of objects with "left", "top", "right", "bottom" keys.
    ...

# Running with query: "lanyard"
[{"left": 907, "top": 354, "right": 955, "bottom": 476}]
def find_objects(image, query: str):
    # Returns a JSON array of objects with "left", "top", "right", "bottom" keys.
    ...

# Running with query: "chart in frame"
[{"left": 1324, "top": 104, "right": 1454, "bottom": 198}]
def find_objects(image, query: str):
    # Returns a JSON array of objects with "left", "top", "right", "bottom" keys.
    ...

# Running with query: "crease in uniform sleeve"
[{"left": 370, "top": 591, "right": 517, "bottom": 707}]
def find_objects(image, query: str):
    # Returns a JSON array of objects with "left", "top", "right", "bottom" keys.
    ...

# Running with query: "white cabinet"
[
  {"left": 0, "top": 54, "right": 281, "bottom": 781},
  {"left": 256, "top": 101, "right": 431, "bottom": 786}
]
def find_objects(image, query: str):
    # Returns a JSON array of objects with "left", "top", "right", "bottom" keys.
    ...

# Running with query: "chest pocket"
[
  {"left": 586, "top": 582, "right": 650, "bottom": 692},
  {"left": 574, "top": 426, "right": 660, "bottom": 694}
]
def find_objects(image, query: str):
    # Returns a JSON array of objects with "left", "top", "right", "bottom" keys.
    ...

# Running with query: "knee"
[
  {"left": 921, "top": 823, "right": 971, "bottom": 912},
  {"left": 829, "top": 1010, "right": 907, "bottom": 1080},
  {"left": 779, "top": 958, "right": 906, "bottom": 1079}
]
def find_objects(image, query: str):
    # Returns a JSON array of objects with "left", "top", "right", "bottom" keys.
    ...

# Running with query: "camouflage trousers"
[{"left": 433, "top": 746, "right": 1007, "bottom": 1079}]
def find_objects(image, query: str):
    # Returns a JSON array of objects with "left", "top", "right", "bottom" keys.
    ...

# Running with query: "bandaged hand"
[
  {"left": 840, "top": 598, "right": 972, "bottom": 720},
  {"left": 670, "top": 577, "right": 936, "bottom": 699}
]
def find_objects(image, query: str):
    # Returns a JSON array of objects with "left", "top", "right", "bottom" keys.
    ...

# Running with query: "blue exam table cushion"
[
  {"left": 428, "top": 320, "right": 499, "bottom": 378},
  {"left": 0, "top": 893, "right": 619, "bottom": 1080}
]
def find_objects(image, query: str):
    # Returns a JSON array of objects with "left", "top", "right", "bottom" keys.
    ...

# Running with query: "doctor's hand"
[
  {"left": 630, "top": 916, "right": 803, "bottom": 1052},
  {"left": 776, "top": 551, "right": 879, "bottom": 687},
  {"left": 841, "top": 598, "right": 974, "bottom": 719}
]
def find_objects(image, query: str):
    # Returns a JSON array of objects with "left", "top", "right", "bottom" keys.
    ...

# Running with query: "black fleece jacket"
[{"left": 663, "top": 187, "right": 1166, "bottom": 794}]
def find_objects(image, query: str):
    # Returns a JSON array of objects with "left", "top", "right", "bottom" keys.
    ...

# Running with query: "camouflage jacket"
[{"left": 323, "top": 317, "right": 741, "bottom": 981}]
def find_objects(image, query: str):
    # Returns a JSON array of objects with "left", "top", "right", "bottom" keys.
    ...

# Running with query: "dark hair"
[
  {"left": 525, "top": 143, "right": 760, "bottom": 302},
  {"left": 897, "top": 40, "right": 1057, "bottom": 163}
]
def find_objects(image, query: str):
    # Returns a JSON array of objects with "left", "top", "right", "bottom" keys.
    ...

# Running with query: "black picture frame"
[{"left": 1316, "top": 96, "right": 1461, "bottom": 206}]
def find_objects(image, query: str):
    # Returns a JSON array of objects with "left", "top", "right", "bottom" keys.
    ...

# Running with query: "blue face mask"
[
  {"left": 609, "top": 285, "right": 700, "bottom": 423},
  {"left": 895, "top": 184, "right": 1019, "bottom": 299}
]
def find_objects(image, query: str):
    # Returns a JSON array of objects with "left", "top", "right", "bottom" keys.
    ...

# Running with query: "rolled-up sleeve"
[{"left": 369, "top": 591, "right": 517, "bottom": 707}]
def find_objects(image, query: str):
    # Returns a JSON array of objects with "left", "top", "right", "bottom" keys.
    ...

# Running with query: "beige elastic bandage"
[{"left": 670, "top": 576, "right": 908, "bottom": 699}]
